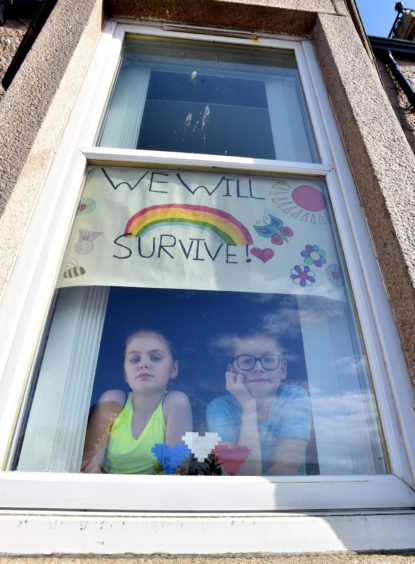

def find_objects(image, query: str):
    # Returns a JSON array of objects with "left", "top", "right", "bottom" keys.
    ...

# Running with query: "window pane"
[
  {"left": 98, "top": 38, "right": 319, "bottom": 162},
  {"left": 138, "top": 71, "right": 275, "bottom": 158},
  {"left": 11, "top": 167, "right": 386, "bottom": 476}
]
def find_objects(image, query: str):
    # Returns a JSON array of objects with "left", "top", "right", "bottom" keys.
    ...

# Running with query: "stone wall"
[
  {"left": 0, "top": 20, "right": 29, "bottom": 100},
  {"left": 375, "top": 55, "right": 415, "bottom": 154}
]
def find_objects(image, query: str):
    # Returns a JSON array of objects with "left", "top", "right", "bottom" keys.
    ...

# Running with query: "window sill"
[
  {"left": 0, "top": 508, "right": 414, "bottom": 554},
  {"left": 1, "top": 472, "right": 414, "bottom": 512}
]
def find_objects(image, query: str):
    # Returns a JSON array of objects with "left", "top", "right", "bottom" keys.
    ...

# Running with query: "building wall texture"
[
  {"left": 0, "top": 0, "right": 102, "bottom": 215},
  {"left": 375, "top": 55, "right": 415, "bottom": 153},
  {"left": 0, "top": 20, "right": 29, "bottom": 100},
  {"left": 0, "top": 0, "right": 103, "bottom": 295},
  {"left": 312, "top": 12, "right": 415, "bottom": 384}
]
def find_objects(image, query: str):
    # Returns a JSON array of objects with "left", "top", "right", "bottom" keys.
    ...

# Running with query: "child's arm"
[
  {"left": 163, "top": 390, "right": 193, "bottom": 447},
  {"left": 266, "top": 438, "right": 307, "bottom": 476},
  {"left": 265, "top": 386, "right": 311, "bottom": 475},
  {"left": 81, "top": 390, "right": 126, "bottom": 473},
  {"left": 225, "top": 370, "right": 262, "bottom": 475}
]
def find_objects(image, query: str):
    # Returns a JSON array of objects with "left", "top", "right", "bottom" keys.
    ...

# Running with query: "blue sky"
[{"left": 355, "top": 0, "right": 399, "bottom": 37}]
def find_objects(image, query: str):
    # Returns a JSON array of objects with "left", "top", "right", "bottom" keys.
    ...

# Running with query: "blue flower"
[
  {"left": 301, "top": 244, "right": 326, "bottom": 267},
  {"left": 290, "top": 265, "right": 316, "bottom": 287}
]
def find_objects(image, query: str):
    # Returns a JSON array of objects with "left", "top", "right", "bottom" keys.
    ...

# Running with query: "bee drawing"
[
  {"left": 254, "top": 215, "right": 294, "bottom": 246},
  {"left": 63, "top": 262, "right": 86, "bottom": 279}
]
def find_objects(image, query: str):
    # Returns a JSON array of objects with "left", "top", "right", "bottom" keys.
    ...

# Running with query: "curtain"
[
  {"left": 17, "top": 285, "right": 108, "bottom": 471},
  {"left": 99, "top": 66, "right": 150, "bottom": 148},
  {"left": 265, "top": 77, "right": 316, "bottom": 163},
  {"left": 299, "top": 298, "right": 386, "bottom": 475}
]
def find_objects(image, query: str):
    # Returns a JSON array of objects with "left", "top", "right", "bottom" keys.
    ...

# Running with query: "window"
[
  {"left": 98, "top": 37, "right": 318, "bottom": 162},
  {"left": 1, "top": 23, "right": 414, "bottom": 512}
]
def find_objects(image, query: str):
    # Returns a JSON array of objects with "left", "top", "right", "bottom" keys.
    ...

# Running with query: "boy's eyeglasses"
[{"left": 233, "top": 354, "right": 281, "bottom": 371}]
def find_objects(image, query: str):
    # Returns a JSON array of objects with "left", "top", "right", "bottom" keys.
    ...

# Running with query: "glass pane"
[
  {"left": 11, "top": 166, "right": 387, "bottom": 476},
  {"left": 98, "top": 37, "right": 319, "bottom": 163}
]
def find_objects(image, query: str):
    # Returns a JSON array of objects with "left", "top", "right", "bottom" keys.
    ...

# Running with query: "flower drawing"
[
  {"left": 326, "top": 263, "right": 344, "bottom": 287},
  {"left": 301, "top": 244, "right": 326, "bottom": 267},
  {"left": 290, "top": 265, "right": 316, "bottom": 287}
]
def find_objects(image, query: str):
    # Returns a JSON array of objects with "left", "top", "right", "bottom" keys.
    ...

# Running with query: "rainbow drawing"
[{"left": 124, "top": 204, "right": 253, "bottom": 246}]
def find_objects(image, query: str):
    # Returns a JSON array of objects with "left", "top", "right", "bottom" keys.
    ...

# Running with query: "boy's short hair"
[
  {"left": 232, "top": 333, "right": 285, "bottom": 357},
  {"left": 212, "top": 332, "right": 285, "bottom": 359}
]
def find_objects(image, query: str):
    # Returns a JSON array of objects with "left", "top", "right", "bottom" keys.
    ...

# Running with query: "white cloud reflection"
[{"left": 309, "top": 388, "right": 386, "bottom": 475}]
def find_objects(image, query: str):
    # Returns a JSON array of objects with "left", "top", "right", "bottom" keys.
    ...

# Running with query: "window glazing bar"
[{"left": 81, "top": 147, "right": 332, "bottom": 177}]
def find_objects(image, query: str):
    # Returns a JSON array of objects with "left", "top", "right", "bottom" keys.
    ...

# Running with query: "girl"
[
  {"left": 82, "top": 330, "right": 192, "bottom": 474},
  {"left": 206, "top": 333, "right": 311, "bottom": 476}
]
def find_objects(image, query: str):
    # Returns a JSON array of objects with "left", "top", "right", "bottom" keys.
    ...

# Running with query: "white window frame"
[{"left": 0, "top": 21, "right": 414, "bottom": 515}]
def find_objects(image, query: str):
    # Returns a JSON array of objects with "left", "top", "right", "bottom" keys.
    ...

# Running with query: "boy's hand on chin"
[{"left": 225, "top": 370, "right": 255, "bottom": 408}]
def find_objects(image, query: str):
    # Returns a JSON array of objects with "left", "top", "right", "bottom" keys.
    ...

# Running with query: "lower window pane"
[{"left": 10, "top": 167, "right": 387, "bottom": 476}]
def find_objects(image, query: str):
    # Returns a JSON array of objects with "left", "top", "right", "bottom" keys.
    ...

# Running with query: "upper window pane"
[{"left": 98, "top": 37, "right": 319, "bottom": 162}]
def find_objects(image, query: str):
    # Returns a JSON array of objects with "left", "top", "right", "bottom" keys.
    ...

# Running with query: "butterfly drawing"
[{"left": 254, "top": 215, "right": 294, "bottom": 246}]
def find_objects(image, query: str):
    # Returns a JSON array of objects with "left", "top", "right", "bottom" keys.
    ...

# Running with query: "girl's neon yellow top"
[{"left": 105, "top": 393, "right": 165, "bottom": 474}]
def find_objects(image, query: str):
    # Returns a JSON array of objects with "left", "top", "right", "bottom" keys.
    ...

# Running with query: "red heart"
[
  {"left": 213, "top": 444, "right": 251, "bottom": 475},
  {"left": 250, "top": 247, "right": 274, "bottom": 263},
  {"left": 79, "top": 203, "right": 87, "bottom": 212}
]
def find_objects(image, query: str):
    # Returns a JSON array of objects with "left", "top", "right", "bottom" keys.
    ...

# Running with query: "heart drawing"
[
  {"left": 151, "top": 443, "right": 191, "bottom": 475},
  {"left": 250, "top": 247, "right": 274, "bottom": 263},
  {"left": 213, "top": 444, "right": 251, "bottom": 475},
  {"left": 183, "top": 432, "right": 221, "bottom": 462}
]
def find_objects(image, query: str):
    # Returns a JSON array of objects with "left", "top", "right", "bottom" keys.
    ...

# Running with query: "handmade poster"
[{"left": 58, "top": 166, "right": 346, "bottom": 300}]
